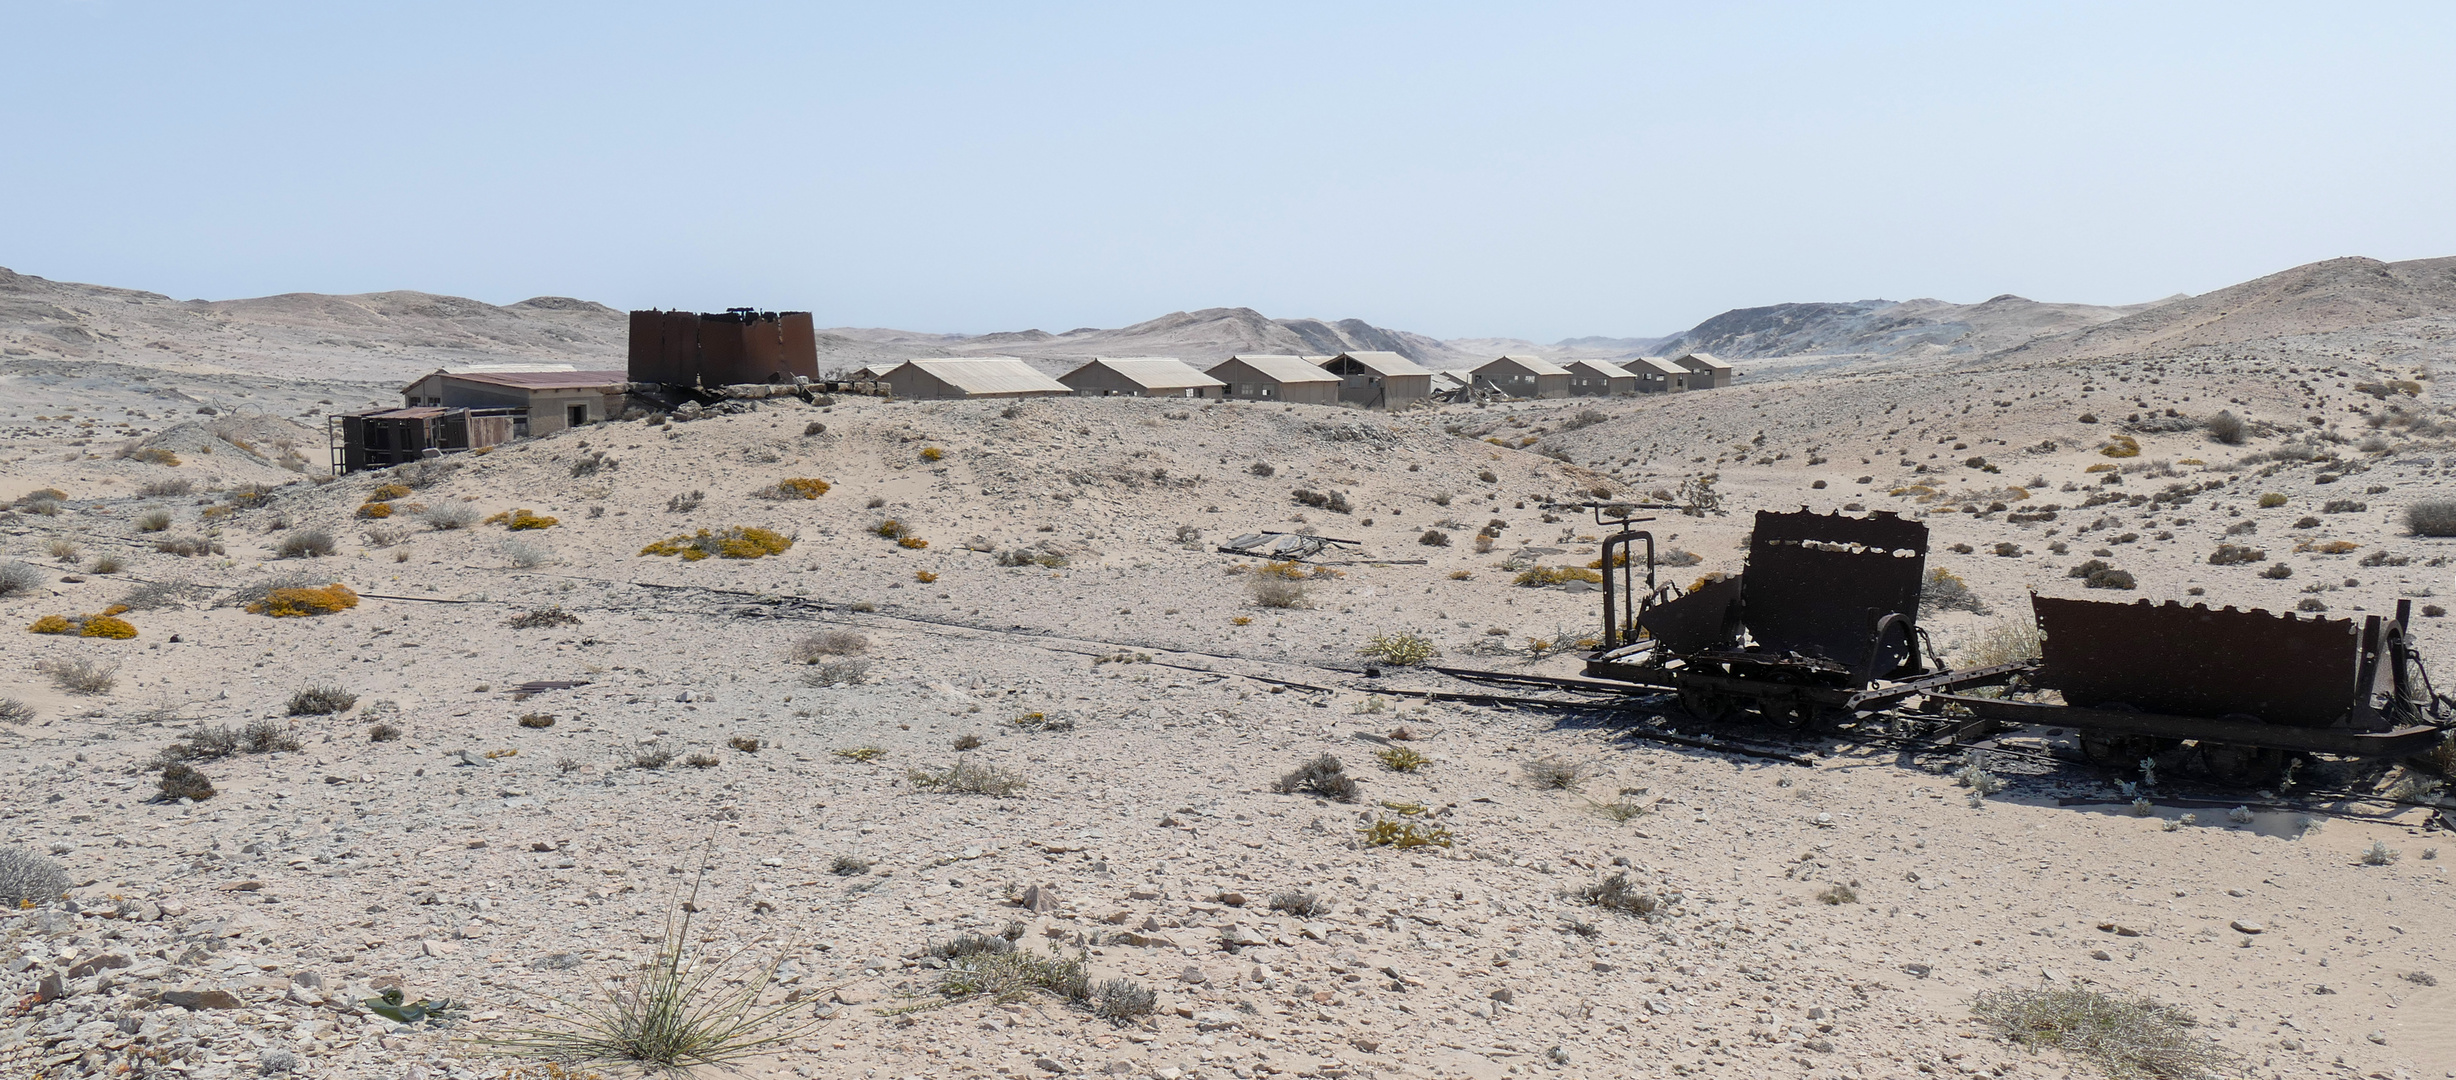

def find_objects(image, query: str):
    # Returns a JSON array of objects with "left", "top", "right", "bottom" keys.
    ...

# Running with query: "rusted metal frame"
[
  {"left": 2030, "top": 595, "right": 2364, "bottom": 727},
  {"left": 1598, "top": 528, "right": 1655, "bottom": 649},
  {"left": 1671, "top": 670, "right": 1861, "bottom": 708},
  {"left": 1925, "top": 693, "right": 2449, "bottom": 757},
  {"left": 1844, "top": 660, "right": 2037, "bottom": 710}
]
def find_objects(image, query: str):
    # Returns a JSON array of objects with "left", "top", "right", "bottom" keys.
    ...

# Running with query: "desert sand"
[{"left": 3, "top": 256, "right": 2455, "bottom": 1080}]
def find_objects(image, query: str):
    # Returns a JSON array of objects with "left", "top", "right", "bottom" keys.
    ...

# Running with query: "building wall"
[
  {"left": 1207, "top": 359, "right": 1340, "bottom": 404},
  {"left": 1059, "top": 365, "right": 1216, "bottom": 397},
  {"left": 1473, "top": 362, "right": 1570, "bottom": 399},
  {"left": 1567, "top": 373, "right": 1635, "bottom": 396},
  {"left": 524, "top": 390, "right": 622, "bottom": 435},
  {"left": 1325, "top": 360, "right": 1431, "bottom": 407}
]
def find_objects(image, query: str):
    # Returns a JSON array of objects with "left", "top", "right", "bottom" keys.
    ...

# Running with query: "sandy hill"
[
  {"left": 0, "top": 267, "right": 628, "bottom": 384},
  {"left": 1646, "top": 294, "right": 2164, "bottom": 361},
  {"left": 1996, "top": 255, "right": 2456, "bottom": 364}
]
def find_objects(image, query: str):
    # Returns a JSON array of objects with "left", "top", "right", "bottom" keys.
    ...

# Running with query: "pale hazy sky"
[{"left": 6, "top": 2, "right": 2452, "bottom": 341}]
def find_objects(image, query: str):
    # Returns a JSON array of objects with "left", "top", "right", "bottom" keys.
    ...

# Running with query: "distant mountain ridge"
[{"left": 4, "top": 253, "right": 2452, "bottom": 387}]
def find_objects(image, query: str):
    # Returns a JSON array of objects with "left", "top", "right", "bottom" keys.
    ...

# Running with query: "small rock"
[
  {"left": 2367, "top": 1031, "right": 2388, "bottom": 1045},
  {"left": 1179, "top": 966, "right": 1209, "bottom": 984},
  {"left": 2089, "top": 949, "right": 2113, "bottom": 961},
  {"left": 1219, "top": 923, "right": 1269, "bottom": 948},
  {"left": 67, "top": 953, "right": 131, "bottom": 979},
  {"left": 159, "top": 988, "right": 243, "bottom": 1010},
  {"left": 1129, "top": 885, "right": 1162, "bottom": 900},
  {"left": 1806, "top": 1006, "right": 1826, "bottom": 1020},
  {"left": 2230, "top": 920, "right": 2265, "bottom": 935},
  {"left": 1016, "top": 884, "right": 1058, "bottom": 913},
  {"left": 452, "top": 750, "right": 491, "bottom": 768},
  {"left": 1489, "top": 987, "right": 1515, "bottom": 1004},
  {"left": 1191, "top": 1009, "right": 1242, "bottom": 1031},
  {"left": 1902, "top": 963, "right": 1932, "bottom": 978},
  {"left": 1033, "top": 1056, "right": 1067, "bottom": 1074},
  {"left": 675, "top": 690, "right": 697, "bottom": 703},
  {"left": 833, "top": 986, "right": 874, "bottom": 1005}
]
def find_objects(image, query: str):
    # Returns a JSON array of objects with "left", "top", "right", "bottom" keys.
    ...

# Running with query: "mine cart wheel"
[
  {"left": 2198, "top": 741, "right": 2291, "bottom": 788},
  {"left": 2076, "top": 706, "right": 2174, "bottom": 768},
  {"left": 1769, "top": 697, "right": 1829, "bottom": 730},
  {"left": 1678, "top": 687, "right": 1734, "bottom": 724}
]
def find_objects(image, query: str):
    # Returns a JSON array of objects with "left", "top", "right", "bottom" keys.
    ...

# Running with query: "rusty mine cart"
[
  {"left": 1580, "top": 507, "right": 2026, "bottom": 725},
  {"left": 1926, "top": 595, "right": 2452, "bottom": 785}
]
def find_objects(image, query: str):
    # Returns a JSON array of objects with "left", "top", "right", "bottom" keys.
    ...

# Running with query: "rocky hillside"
[
  {"left": 1995, "top": 255, "right": 2456, "bottom": 363},
  {"left": 1646, "top": 294, "right": 2161, "bottom": 361}
]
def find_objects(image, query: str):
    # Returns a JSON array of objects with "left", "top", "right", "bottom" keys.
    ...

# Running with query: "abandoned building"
[
  {"left": 628, "top": 308, "right": 818, "bottom": 387},
  {"left": 1628, "top": 356, "right": 1692, "bottom": 393},
  {"left": 1321, "top": 351, "right": 1433, "bottom": 408},
  {"left": 327, "top": 406, "right": 519, "bottom": 475},
  {"left": 1059, "top": 357, "right": 1227, "bottom": 397},
  {"left": 397, "top": 364, "right": 631, "bottom": 433},
  {"left": 876, "top": 357, "right": 1070, "bottom": 400},
  {"left": 1427, "top": 369, "right": 1472, "bottom": 397},
  {"left": 1563, "top": 358, "right": 1638, "bottom": 396},
  {"left": 1470, "top": 354, "right": 1571, "bottom": 399},
  {"left": 1204, "top": 355, "right": 1342, "bottom": 404},
  {"left": 1673, "top": 352, "right": 1734, "bottom": 388}
]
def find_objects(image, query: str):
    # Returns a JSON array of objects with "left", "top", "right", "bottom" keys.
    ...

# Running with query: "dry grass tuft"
[
  {"left": 509, "top": 605, "right": 583, "bottom": 629},
  {"left": 520, "top": 713, "right": 558, "bottom": 729},
  {"left": 39, "top": 657, "right": 119, "bottom": 695},
  {"left": 1273, "top": 754, "right": 1359, "bottom": 801},
  {"left": 0, "top": 846, "right": 70, "bottom": 907},
  {"left": 1358, "top": 630, "right": 1440, "bottom": 667},
  {"left": 275, "top": 529, "right": 337, "bottom": 558},
  {"left": 487, "top": 865, "right": 820, "bottom": 1074},
  {"left": 907, "top": 758, "right": 1028, "bottom": 796},
  {"left": 1375, "top": 746, "right": 1431, "bottom": 773},
  {"left": 0, "top": 561, "right": 45, "bottom": 599},
  {"left": 788, "top": 630, "right": 869, "bottom": 662},
  {"left": 286, "top": 685, "right": 358, "bottom": 716},
  {"left": 1573, "top": 872, "right": 1677, "bottom": 919},
  {"left": 1958, "top": 616, "right": 2043, "bottom": 669},
  {"left": 2406, "top": 499, "right": 2456, "bottom": 537},
  {"left": 1521, "top": 756, "right": 1589, "bottom": 791},
  {"left": 1970, "top": 985, "right": 2235, "bottom": 1080}
]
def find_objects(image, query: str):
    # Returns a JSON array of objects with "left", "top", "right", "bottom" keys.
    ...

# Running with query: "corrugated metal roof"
[
  {"left": 906, "top": 357, "right": 1071, "bottom": 395},
  {"left": 1478, "top": 354, "right": 1572, "bottom": 377},
  {"left": 1675, "top": 352, "right": 1733, "bottom": 371},
  {"left": 415, "top": 369, "right": 629, "bottom": 391},
  {"left": 1566, "top": 358, "right": 1636, "bottom": 379},
  {"left": 440, "top": 362, "right": 578, "bottom": 375},
  {"left": 1628, "top": 356, "right": 1689, "bottom": 377},
  {"left": 1208, "top": 355, "right": 1341, "bottom": 384},
  {"left": 357, "top": 407, "right": 450, "bottom": 419},
  {"left": 1068, "top": 357, "right": 1227, "bottom": 390},
  {"left": 1428, "top": 371, "right": 1471, "bottom": 391},
  {"left": 1329, "top": 351, "right": 1432, "bottom": 377}
]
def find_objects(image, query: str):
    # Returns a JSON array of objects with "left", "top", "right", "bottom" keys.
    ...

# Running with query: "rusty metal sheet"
[
  {"left": 1636, "top": 574, "right": 1742, "bottom": 655},
  {"left": 2032, "top": 595, "right": 2359, "bottom": 727},
  {"left": 1743, "top": 510, "right": 1926, "bottom": 663}
]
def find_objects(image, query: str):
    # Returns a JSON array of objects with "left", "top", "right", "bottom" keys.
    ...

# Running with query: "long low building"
[
  {"left": 1060, "top": 357, "right": 1226, "bottom": 398},
  {"left": 399, "top": 365, "right": 631, "bottom": 434},
  {"left": 1203, "top": 354, "right": 1342, "bottom": 404},
  {"left": 877, "top": 357, "right": 1071, "bottom": 400}
]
